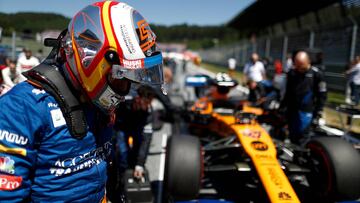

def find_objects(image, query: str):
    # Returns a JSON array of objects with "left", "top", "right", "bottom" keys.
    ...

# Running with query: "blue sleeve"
[
  {"left": 0, "top": 93, "right": 45, "bottom": 202},
  {"left": 259, "top": 80, "right": 278, "bottom": 100}
]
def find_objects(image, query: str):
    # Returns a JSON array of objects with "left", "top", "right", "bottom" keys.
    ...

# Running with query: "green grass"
[{"left": 327, "top": 91, "right": 346, "bottom": 105}]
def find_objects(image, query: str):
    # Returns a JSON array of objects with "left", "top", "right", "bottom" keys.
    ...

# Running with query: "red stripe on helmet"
[
  {"left": 82, "top": 44, "right": 109, "bottom": 77},
  {"left": 65, "top": 62, "right": 80, "bottom": 87},
  {"left": 93, "top": 1, "right": 105, "bottom": 7},
  {"left": 70, "top": 12, "right": 85, "bottom": 86},
  {"left": 80, "top": 5, "right": 108, "bottom": 77}
]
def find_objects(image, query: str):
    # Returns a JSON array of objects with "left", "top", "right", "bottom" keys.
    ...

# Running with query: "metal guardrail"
[{"left": 199, "top": 24, "right": 360, "bottom": 93}]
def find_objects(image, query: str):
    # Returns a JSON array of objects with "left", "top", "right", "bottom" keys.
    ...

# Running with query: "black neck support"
[{"left": 23, "top": 64, "right": 88, "bottom": 139}]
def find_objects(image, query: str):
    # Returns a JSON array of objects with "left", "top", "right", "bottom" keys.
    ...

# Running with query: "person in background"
[
  {"left": 281, "top": 51, "right": 327, "bottom": 144},
  {"left": 16, "top": 49, "right": 40, "bottom": 73},
  {"left": 0, "top": 51, "right": 8, "bottom": 85},
  {"left": 346, "top": 56, "right": 360, "bottom": 105},
  {"left": 247, "top": 79, "right": 279, "bottom": 109},
  {"left": 17, "top": 47, "right": 26, "bottom": 60},
  {"left": 243, "top": 53, "right": 266, "bottom": 83},
  {"left": 228, "top": 57, "right": 237, "bottom": 77},
  {"left": 1, "top": 60, "right": 26, "bottom": 92},
  {"left": 163, "top": 57, "right": 176, "bottom": 77},
  {"left": 200, "top": 72, "right": 239, "bottom": 110},
  {"left": 262, "top": 57, "right": 272, "bottom": 70},
  {"left": 109, "top": 61, "right": 176, "bottom": 200},
  {"left": 112, "top": 86, "right": 154, "bottom": 181},
  {"left": 272, "top": 59, "right": 286, "bottom": 100},
  {"left": 0, "top": 50, "right": 8, "bottom": 69},
  {"left": 284, "top": 53, "right": 293, "bottom": 73}
]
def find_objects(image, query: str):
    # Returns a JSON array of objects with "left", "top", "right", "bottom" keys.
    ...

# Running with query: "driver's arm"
[{"left": 0, "top": 93, "right": 44, "bottom": 202}]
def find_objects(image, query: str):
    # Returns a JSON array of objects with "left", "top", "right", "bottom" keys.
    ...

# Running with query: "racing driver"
[{"left": 0, "top": 1, "right": 164, "bottom": 202}]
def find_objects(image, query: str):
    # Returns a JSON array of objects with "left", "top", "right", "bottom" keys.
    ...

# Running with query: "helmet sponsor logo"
[
  {"left": 251, "top": 141, "right": 268, "bottom": 151},
  {"left": 137, "top": 19, "right": 155, "bottom": 52},
  {"left": 0, "top": 174, "right": 22, "bottom": 191},
  {"left": 0, "top": 129, "right": 28, "bottom": 146},
  {"left": 119, "top": 24, "right": 136, "bottom": 54},
  {"left": 121, "top": 58, "right": 143, "bottom": 69},
  {"left": 0, "top": 156, "right": 15, "bottom": 174}
]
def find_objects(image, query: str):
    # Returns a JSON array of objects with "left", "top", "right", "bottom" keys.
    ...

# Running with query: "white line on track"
[{"left": 157, "top": 133, "right": 168, "bottom": 203}]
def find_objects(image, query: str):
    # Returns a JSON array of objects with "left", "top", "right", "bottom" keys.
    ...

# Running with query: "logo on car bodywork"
[
  {"left": 242, "top": 129, "right": 261, "bottom": 139},
  {"left": 278, "top": 191, "right": 292, "bottom": 200},
  {"left": 267, "top": 167, "right": 283, "bottom": 188},
  {"left": 251, "top": 141, "right": 268, "bottom": 151}
]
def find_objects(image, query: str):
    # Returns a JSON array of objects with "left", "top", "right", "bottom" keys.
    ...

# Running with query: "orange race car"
[{"left": 163, "top": 74, "right": 360, "bottom": 203}]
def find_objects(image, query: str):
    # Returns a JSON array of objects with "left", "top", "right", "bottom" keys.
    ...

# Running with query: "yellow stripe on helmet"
[
  {"left": 73, "top": 1, "right": 117, "bottom": 94},
  {"left": 102, "top": 1, "right": 118, "bottom": 50}
]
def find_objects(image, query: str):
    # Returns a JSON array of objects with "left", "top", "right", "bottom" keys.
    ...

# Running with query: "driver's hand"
[{"left": 133, "top": 165, "right": 144, "bottom": 179}]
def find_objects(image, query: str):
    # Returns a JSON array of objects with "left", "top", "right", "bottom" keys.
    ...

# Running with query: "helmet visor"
[
  {"left": 70, "top": 5, "right": 104, "bottom": 69},
  {"left": 110, "top": 51, "right": 164, "bottom": 86}
]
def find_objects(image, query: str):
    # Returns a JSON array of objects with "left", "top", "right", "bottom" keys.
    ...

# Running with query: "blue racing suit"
[{"left": 0, "top": 82, "right": 112, "bottom": 202}]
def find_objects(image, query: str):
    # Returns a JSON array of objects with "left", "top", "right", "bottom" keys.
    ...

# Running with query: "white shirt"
[
  {"left": 243, "top": 61, "right": 265, "bottom": 82},
  {"left": 228, "top": 58, "right": 236, "bottom": 70},
  {"left": 284, "top": 58, "right": 293, "bottom": 73},
  {"left": 16, "top": 56, "right": 40, "bottom": 73},
  {"left": 348, "top": 63, "right": 360, "bottom": 85},
  {"left": 1, "top": 67, "right": 26, "bottom": 87}
]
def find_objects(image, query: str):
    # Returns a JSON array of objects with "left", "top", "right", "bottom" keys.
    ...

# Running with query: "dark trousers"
[
  {"left": 287, "top": 111, "right": 313, "bottom": 144},
  {"left": 350, "top": 82, "right": 360, "bottom": 105}
]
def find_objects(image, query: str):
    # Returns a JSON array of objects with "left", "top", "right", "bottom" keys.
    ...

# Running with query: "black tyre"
[
  {"left": 164, "top": 135, "right": 202, "bottom": 201},
  {"left": 306, "top": 136, "right": 360, "bottom": 201}
]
